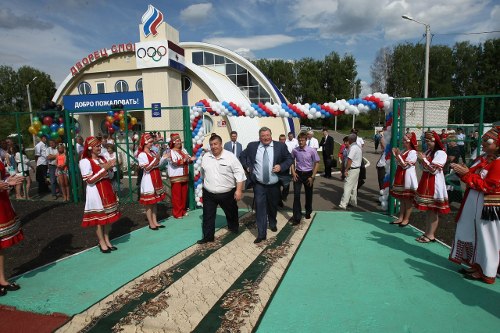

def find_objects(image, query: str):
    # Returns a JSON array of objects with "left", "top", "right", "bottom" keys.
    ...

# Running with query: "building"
[{"left": 52, "top": 6, "right": 298, "bottom": 147}]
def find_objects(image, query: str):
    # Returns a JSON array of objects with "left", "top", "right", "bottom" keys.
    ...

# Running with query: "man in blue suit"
[
  {"left": 239, "top": 127, "right": 293, "bottom": 243},
  {"left": 224, "top": 131, "right": 243, "bottom": 159}
]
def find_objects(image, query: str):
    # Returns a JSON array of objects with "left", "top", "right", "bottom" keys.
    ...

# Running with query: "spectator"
[
  {"left": 319, "top": 128, "right": 334, "bottom": 178},
  {"left": 197, "top": 134, "right": 246, "bottom": 244},
  {"left": 449, "top": 126, "right": 500, "bottom": 284},
  {"left": 285, "top": 132, "right": 298, "bottom": 154},
  {"left": 102, "top": 143, "right": 121, "bottom": 195},
  {"left": 351, "top": 128, "right": 365, "bottom": 149},
  {"left": 167, "top": 133, "right": 196, "bottom": 219},
  {"left": 79, "top": 136, "right": 120, "bottom": 253},
  {"left": 376, "top": 138, "right": 387, "bottom": 192},
  {"left": 15, "top": 146, "right": 32, "bottom": 199},
  {"left": 223, "top": 131, "right": 243, "bottom": 159},
  {"left": 34, "top": 136, "right": 49, "bottom": 194},
  {"left": 305, "top": 130, "right": 319, "bottom": 150},
  {"left": 389, "top": 132, "right": 418, "bottom": 227},
  {"left": 456, "top": 128, "right": 466, "bottom": 163},
  {"left": 75, "top": 135, "right": 84, "bottom": 159},
  {"left": 239, "top": 127, "right": 293, "bottom": 244},
  {"left": 289, "top": 132, "right": 320, "bottom": 225},
  {"left": 339, "top": 136, "right": 349, "bottom": 181},
  {"left": 414, "top": 131, "right": 450, "bottom": 243},
  {"left": 46, "top": 139, "right": 59, "bottom": 199},
  {"left": 56, "top": 144, "right": 70, "bottom": 202},
  {"left": 337, "top": 133, "right": 362, "bottom": 210},
  {"left": 444, "top": 134, "right": 461, "bottom": 174},
  {"left": 374, "top": 130, "right": 383, "bottom": 153}
]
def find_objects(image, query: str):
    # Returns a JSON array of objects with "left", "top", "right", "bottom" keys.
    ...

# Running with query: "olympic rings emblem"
[{"left": 136, "top": 46, "right": 167, "bottom": 62}]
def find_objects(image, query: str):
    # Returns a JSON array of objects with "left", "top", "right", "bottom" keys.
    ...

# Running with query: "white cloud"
[
  {"left": 180, "top": 3, "right": 214, "bottom": 25},
  {"left": 0, "top": 8, "right": 53, "bottom": 30},
  {"left": 203, "top": 34, "right": 296, "bottom": 51}
]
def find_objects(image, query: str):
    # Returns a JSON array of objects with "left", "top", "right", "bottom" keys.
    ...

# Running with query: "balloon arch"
[{"left": 189, "top": 92, "right": 395, "bottom": 208}]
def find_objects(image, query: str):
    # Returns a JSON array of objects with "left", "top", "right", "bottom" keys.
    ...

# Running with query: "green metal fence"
[{"left": 388, "top": 94, "right": 500, "bottom": 215}]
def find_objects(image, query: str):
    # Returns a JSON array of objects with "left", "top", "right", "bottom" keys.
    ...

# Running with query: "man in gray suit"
[
  {"left": 239, "top": 127, "right": 293, "bottom": 244},
  {"left": 224, "top": 131, "right": 243, "bottom": 159}
]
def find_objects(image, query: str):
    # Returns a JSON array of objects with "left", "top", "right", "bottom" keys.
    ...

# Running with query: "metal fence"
[{"left": 388, "top": 94, "right": 500, "bottom": 215}]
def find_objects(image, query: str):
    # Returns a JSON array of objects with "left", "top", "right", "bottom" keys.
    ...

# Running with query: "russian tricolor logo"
[{"left": 141, "top": 5, "right": 164, "bottom": 37}]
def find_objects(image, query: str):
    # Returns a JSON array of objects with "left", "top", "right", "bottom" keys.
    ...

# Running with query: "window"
[
  {"left": 115, "top": 80, "right": 129, "bottom": 92},
  {"left": 96, "top": 82, "right": 105, "bottom": 94},
  {"left": 215, "top": 55, "right": 225, "bottom": 65},
  {"left": 136, "top": 78, "right": 143, "bottom": 91},
  {"left": 192, "top": 52, "right": 203, "bottom": 65},
  {"left": 203, "top": 115, "right": 213, "bottom": 133},
  {"left": 226, "top": 63, "right": 236, "bottom": 75},
  {"left": 204, "top": 52, "right": 214, "bottom": 65},
  {"left": 182, "top": 76, "right": 192, "bottom": 92},
  {"left": 78, "top": 82, "right": 91, "bottom": 95}
]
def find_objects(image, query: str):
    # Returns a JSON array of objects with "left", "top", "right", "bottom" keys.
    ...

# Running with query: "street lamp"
[
  {"left": 346, "top": 78, "right": 357, "bottom": 129},
  {"left": 402, "top": 14, "right": 430, "bottom": 132},
  {"left": 27, "top": 76, "right": 38, "bottom": 146}
]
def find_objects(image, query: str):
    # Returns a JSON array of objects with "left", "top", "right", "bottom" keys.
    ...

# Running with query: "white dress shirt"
[{"left": 201, "top": 149, "right": 246, "bottom": 193}]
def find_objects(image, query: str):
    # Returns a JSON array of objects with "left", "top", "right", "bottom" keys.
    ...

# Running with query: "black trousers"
[
  {"left": 36, "top": 164, "right": 49, "bottom": 193},
  {"left": 292, "top": 170, "right": 313, "bottom": 222},
  {"left": 202, "top": 188, "right": 239, "bottom": 239},
  {"left": 377, "top": 166, "right": 386, "bottom": 190},
  {"left": 323, "top": 153, "right": 332, "bottom": 177}
]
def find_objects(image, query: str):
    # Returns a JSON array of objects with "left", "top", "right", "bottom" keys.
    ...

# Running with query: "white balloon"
[
  {"left": 197, "top": 140, "right": 202, "bottom": 145},
  {"left": 307, "top": 114, "right": 313, "bottom": 119}
]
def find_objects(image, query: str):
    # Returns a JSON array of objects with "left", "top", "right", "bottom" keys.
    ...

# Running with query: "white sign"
[{"left": 135, "top": 40, "right": 169, "bottom": 69}]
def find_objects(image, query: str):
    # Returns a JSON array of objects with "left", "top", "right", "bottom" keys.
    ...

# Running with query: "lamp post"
[
  {"left": 402, "top": 14, "right": 430, "bottom": 132},
  {"left": 26, "top": 76, "right": 38, "bottom": 147},
  {"left": 346, "top": 78, "right": 356, "bottom": 129}
]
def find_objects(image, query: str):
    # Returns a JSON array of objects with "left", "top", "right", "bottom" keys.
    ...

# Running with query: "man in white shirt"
[
  {"left": 197, "top": 133, "right": 246, "bottom": 244},
  {"left": 338, "top": 134, "right": 362, "bottom": 210},
  {"left": 75, "top": 135, "right": 84, "bottom": 158},
  {"left": 306, "top": 130, "right": 319, "bottom": 150},
  {"left": 456, "top": 127, "right": 466, "bottom": 163},
  {"left": 34, "top": 136, "right": 49, "bottom": 194},
  {"left": 285, "top": 132, "right": 298, "bottom": 153}
]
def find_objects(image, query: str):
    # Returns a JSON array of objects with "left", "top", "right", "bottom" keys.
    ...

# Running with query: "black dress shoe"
[
  {"left": 254, "top": 237, "right": 266, "bottom": 244},
  {"left": 229, "top": 228, "right": 239, "bottom": 234},
  {"left": 291, "top": 220, "right": 300, "bottom": 226},
  {"left": 149, "top": 226, "right": 159, "bottom": 231},
  {"left": 270, "top": 226, "right": 277, "bottom": 232},
  {"left": 109, "top": 246, "right": 118, "bottom": 251},
  {"left": 99, "top": 245, "right": 111, "bottom": 253},
  {"left": 197, "top": 237, "right": 214, "bottom": 244},
  {"left": 0, "top": 282, "right": 20, "bottom": 291},
  {"left": 157, "top": 225, "right": 166, "bottom": 228},
  {"left": 305, "top": 214, "right": 311, "bottom": 219}
]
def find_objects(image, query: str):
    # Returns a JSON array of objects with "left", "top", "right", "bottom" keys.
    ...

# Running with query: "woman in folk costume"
[
  {"left": 0, "top": 160, "right": 24, "bottom": 296},
  {"left": 390, "top": 132, "right": 419, "bottom": 227},
  {"left": 138, "top": 133, "right": 167, "bottom": 230},
  {"left": 414, "top": 131, "right": 450, "bottom": 243},
  {"left": 80, "top": 136, "right": 121, "bottom": 253},
  {"left": 449, "top": 126, "right": 500, "bottom": 284},
  {"left": 167, "top": 133, "right": 195, "bottom": 219}
]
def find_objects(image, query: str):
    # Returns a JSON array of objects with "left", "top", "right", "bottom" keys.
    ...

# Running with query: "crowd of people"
[{"left": 1, "top": 124, "right": 499, "bottom": 294}]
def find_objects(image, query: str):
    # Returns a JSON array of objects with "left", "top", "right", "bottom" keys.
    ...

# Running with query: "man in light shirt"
[
  {"left": 34, "top": 136, "right": 49, "bottom": 194},
  {"left": 338, "top": 133, "right": 362, "bottom": 210},
  {"left": 197, "top": 133, "right": 246, "bottom": 244},
  {"left": 456, "top": 127, "right": 466, "bottom": 163},
  {"left": 285, "top": 132, "right": 298, "bottom": 153},
  {"left": 306, "top": 130, "right": 319, "bottom": 150}
]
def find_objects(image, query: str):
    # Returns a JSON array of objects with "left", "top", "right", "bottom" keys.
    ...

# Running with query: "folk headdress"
[
  {"left": 405, "top": 132, "right": 418, "bottom": 150},
  {"left": 482, "top": 126, "right": 500, "bottom": 146},
  {"left": 82, "top": 136, "right": 101, "bottom": 158},
  {"left": 425, "top": 131, "right": 444, "bottom": 150},
  {"left": 169, "top": 133, "right": 181, "bottom": 149},
  {"left": 138, "top": 133, "right": 154, "bottom": 154}
]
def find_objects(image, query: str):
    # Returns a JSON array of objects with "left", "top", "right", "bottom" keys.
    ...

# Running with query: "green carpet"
[
  {"left": 256, "top": 211, "right": 500, "bottom": 333},
  {"left": 1, "top": 209, "right": 241, "bottom": 315}
]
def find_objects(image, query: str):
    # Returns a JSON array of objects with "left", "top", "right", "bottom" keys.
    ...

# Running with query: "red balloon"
[
  {"left": 378, "top": 101, "right": 385, "bottom": 108},
  {"left": 108, "top": 126, "right": 115, "bottom": 134},
  {"left": 114, "top": 113, "right": 120, "bottom": 120},
  {"left": 59, "top": 117, "right": 64, "bottom": 123},
  {"left": 43, "top": 116, "right": 53, "bottom": 126}
]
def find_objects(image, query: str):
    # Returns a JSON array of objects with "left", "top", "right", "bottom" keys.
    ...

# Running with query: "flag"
[{"left": 168, "top": 41, "right": 185, "bottom": 72}]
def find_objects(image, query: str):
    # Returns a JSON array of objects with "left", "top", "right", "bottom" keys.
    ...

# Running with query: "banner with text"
[{"left": 63, "top": 91, "right": 144, "bottom": 112}]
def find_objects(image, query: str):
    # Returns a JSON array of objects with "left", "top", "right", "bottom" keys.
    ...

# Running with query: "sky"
[{"left": 1, "top": 0, "right": 499, "bottom": 99}]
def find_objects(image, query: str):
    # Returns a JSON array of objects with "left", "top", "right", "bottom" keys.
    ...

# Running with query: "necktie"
[
  {"left": 263, "top": 145, "right": 270, "bottom": 184},
  {"left": 308, "top": 140, "right": 311, "bottom": 146},
  {"left": 232, "top": 143, "right": 235, "bottom": 154}
]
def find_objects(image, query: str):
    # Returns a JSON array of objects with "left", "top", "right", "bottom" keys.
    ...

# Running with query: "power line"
[{"left": 435, "top": 30, "right": 500, "bottom": 36}]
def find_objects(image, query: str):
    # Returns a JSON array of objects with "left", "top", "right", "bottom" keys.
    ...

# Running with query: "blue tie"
[{"left": 263, "top": 145, "right": 270, "bottom": 184}]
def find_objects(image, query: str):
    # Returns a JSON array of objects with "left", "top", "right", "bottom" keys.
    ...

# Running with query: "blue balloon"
[
  {"left": 50, "top": 123, "right": 58, "bottom": 132},
  {"left": 107, "top": 111, "right": 114, "bottom": 117}
]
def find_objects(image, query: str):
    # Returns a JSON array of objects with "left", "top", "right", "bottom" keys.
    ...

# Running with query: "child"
[
  {"left": 56, "top": 144, "right": 70, "bottom": 202},
  {"left": 339, "top": 136, "right": 349, "bottom": 180},
  {"left": 103, "top": 143, "right": 120, "bottom": 195}
]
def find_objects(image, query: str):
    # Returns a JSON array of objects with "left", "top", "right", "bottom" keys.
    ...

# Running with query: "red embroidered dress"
[
  {"left": 414, "top": 149, "right": 450, "bottom": 213},
  {"left": 390, "top": 149, "right": 418, "bottom": 199},
  {"left": 79, "top": 157, "right": 121, "bottom": 227},
  {"left": 138, "top": 151, "right": 166, "bottom": 205},
  {"left": 0, "top": 161, "right": 23, "bottom": 249}
]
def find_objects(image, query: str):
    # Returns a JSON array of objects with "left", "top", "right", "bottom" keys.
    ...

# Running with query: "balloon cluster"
[
  {"left": 378, "top": 110, "right": 395, "bottom": 211},
  {"left": 192, "top": 93, "right": 392, "bottom": 120},
  {"left": 28, "top": 116, "right": 66, "bottom": 141},
  {"left": 104, "top": 110, "right": 138, "bottom": 135},
  {"left": 190, "top": 109, "right": 206, "bottom": 207}
]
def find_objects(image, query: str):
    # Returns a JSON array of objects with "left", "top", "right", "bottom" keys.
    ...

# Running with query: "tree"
[{"left": 370, "top": 46, "right": 392, "bottom": 93}]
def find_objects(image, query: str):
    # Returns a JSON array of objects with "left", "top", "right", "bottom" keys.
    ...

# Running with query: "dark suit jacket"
[
  {"left": 223, "top": 141, "right": 243, "bottom": 159},
  {"left": 319, "top": 135, "right": 334, "bottom": 157},
  {"left": 239, "top": 140, "right": 293, "bottom": 189}
]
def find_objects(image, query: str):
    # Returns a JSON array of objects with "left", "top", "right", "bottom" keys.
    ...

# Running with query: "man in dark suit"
[
  {"left": 319, "top": 128, "right": 334, "bottom": 178},
  {"left": 239, "top": 127, "right": 293, "bottom": 244},
  {"left": 223, "top": 131, "right": 243, "bottom": 159}
]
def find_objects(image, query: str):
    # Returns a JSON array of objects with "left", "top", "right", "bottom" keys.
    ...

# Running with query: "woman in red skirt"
[
  {"left": 79, "top": 136, "right": 121, "bottom": 253},
  {"left": 390, "top": 132, "right": 419, "bottom": 227},
  {"left": 0, "top": 160, "right": 24, "bottom": 296},
  {"left": 137, "top": 133, "right": 167, "bottom": 230}
]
